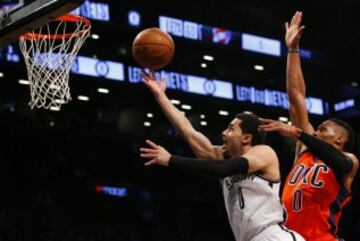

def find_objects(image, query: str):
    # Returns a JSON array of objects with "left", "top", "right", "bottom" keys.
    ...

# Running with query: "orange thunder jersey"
[{"left": 282, "top": 151, "right": 351, "bottom": 241}]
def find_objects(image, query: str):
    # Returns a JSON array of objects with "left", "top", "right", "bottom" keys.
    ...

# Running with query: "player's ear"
[
  {"left": 335, "top": 135, "right": 345, "bottom": 148},
  {"left": 242, "top": 134, "right": 252, "bottom": 145}
]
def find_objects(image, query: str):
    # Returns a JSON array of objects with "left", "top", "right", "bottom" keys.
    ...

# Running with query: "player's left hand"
[
  {"left": 285, "top": 11, "right": 305, "bottom": 48},
  {"left": 140, "top": 139, "right": 171, "bottom": 167}
]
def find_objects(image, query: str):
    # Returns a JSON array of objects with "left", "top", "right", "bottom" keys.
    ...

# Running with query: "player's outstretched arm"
[
  {"left": 142, "top": 70, "right": 222, "bottom": 159},
  {"left": 285, "top": 11, "right": 313, "bottom": 132},
  {"left": 259, "top": 118, "right": 355, "bottom": 177},
  {"left": 285, "top": 11, "right": 314, "bottom": 157},
  {"left": 140, "top": 140, "right": 276, "bottom": 178}
]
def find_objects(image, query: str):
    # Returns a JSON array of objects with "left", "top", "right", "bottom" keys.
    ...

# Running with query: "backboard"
[
  {"left": 0, "top": 0, "right": 25, "bottom": 17},
  {"left": 0, "top": 0, "right": 84, "bottom": 48}
]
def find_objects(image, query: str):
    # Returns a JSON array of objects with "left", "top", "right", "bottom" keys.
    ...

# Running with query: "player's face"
[
  {"left": 222, "top": 118, "right": 249, "bottom": 156},
  {"left": 314, "top": 120, "right": 345, "bottom": 149}
]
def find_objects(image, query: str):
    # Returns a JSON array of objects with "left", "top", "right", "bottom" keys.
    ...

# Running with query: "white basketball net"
[{"left": 19, "top": 14, "right": 91, "bottom": 109}]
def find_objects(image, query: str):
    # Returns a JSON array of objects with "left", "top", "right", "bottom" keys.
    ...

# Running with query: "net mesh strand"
[{"left": 19, "top": 16, "right": 91, "bottom": 109}]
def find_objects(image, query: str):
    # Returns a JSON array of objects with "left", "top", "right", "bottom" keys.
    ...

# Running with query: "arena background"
[{"left": 0, "top": 0, "right": 359, "bottom": 240}]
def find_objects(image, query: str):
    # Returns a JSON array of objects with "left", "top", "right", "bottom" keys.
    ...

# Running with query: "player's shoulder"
[
  {"left": 343, "top": 152, "right": 358, "bottom": 161},
  {"left": 343, "top": 152, "right": 359, "bottom": 170},
  {"left": 249, "top": 145, "right": 278, "bottom": 160},
  {"left": 251, "top": 144, "right": 276, "bottom": 153}
]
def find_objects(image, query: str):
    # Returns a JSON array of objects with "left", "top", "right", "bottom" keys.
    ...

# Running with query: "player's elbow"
[{"left": 177, "top": 125, "right": 196, "bottom": 138}]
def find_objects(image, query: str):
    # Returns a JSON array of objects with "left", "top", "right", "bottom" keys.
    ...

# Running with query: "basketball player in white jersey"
[{"left": 140, "top": 71, "right": 304, "bottom": 241}]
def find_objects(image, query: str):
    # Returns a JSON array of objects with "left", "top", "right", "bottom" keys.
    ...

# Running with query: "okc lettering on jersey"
[
  {"left": 288, "top": 164, "right": 329, "bottom": 188},
  {"left": 225, "top": 173, "right": 255, "bottom": 190}
]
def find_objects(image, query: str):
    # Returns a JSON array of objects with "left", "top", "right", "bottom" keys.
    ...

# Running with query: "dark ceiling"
[{"left": 109, "top": 0, "right": 360, "bottom": 98}]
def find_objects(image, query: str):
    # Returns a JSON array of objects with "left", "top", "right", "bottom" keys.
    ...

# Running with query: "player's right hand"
[
  {"left": 141, "top": 69, "right": 167, "bottom": 97},
  {"left": 258, "top": 118, "right": 294, "bottom": 137}
]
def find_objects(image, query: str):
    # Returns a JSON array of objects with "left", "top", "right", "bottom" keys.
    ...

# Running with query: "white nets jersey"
[{"left": 220, "top": 172, "right": 303, "bottom": 241}]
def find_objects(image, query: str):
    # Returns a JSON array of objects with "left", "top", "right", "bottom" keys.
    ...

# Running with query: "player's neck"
[{"left": 231, "top": 145, "right": 252, "bottom": 157}]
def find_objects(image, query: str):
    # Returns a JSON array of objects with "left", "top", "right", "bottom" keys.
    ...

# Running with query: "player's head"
[
  {"left": 315, "top": 118, "right": 355, "bottom": 152},
  {"left": 222, "top": 113, "right": 266, "bottom": 155}
]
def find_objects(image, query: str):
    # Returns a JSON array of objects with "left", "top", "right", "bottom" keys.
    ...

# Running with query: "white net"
[{"left": 19, "top": 14, "right": 91, "bottom": 109}]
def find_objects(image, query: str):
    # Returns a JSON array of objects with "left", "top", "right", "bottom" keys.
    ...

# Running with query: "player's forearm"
[
  {"left": 286, "top": 51, "right": 312, "bottom": 134},
  {"left": 155, "top": 92, "right": 195, "bottom": 137},
  {"left": 169, "top": 155, "right": 249, "bottom": 179},
  {"left": 154, "top": 92, "right": 218, "bottom": 160},
  {"left": 286, "top": 52, "right": 306, "bottom": 102},
  {"left": 292, "top": 129, "right": 353, "bottom": 176}
]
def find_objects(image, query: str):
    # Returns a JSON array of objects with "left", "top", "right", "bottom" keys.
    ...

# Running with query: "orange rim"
[{"left": 21, "top": 14, "right": 91, "bottom": 40}]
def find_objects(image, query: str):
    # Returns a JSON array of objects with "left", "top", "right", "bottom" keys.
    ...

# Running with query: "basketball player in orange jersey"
[{"left": 271, "top": 10, "right": 359, "bottom": 241}]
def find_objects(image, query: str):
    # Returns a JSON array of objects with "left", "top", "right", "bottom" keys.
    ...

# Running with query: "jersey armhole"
[{"left": 293, "top": 148, "right": 310, "bottom": 166}]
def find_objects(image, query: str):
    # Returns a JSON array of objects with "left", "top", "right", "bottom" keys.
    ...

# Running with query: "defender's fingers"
[
  {"left": 297, "top": 26, "right": 306, "bottom": 36},
  {"left": 295, "top": 11, "right": 303, "bottom": 25},
  {"left": 259, "top": 118, "right": 275, "bottom": 124}
]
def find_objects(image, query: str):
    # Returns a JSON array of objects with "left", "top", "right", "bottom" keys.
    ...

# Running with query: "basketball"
[{"left": 132, "top": 27, "right": 175, "bottom": 70}]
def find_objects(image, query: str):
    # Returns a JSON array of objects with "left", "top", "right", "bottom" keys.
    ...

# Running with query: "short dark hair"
[
  {"left": 236, "top": 113, "right": 266, "bottom": 146},
  {"left": 328, "top": 118, "right": 355, "bottom": 151}
]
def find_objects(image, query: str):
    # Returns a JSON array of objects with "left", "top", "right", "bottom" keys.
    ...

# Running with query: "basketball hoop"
[{"left": 19, "top": 14, "right": 91, "bottom": 109}]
